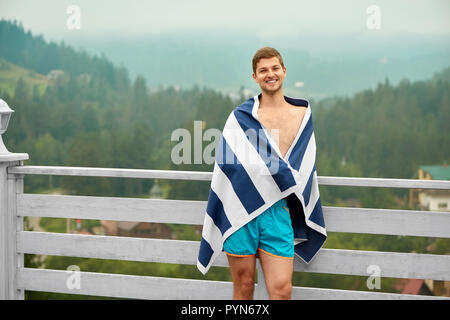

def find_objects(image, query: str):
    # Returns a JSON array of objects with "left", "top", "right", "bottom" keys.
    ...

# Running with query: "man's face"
[{"left": 252, "top": 56, "right": 286, "bottom": 94}]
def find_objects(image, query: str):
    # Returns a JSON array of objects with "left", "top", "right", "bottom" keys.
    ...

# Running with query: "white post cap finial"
[
  {"left": 0, "top": 99, "right": 14, "bottom": 154},
  {"left": 0, "top": 98, "right": 28, "bottom": 161}
]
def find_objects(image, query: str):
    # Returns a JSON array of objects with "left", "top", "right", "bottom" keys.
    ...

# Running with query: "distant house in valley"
[
  {"left": 409, "top": 161, "right": 450, "bottom": 211},
  {"left": 46, "top": 69, "right": 65, "bottom": 80},
  {"left": 101, "top": 179, "right": 173, "bottom": 239},
  {"left": 101, "top": 220, "right": 174, "bottom": 239}
]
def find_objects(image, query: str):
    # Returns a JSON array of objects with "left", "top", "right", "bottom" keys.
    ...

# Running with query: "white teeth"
[{"left": 266, "top": 80, "right": 276, "bottom": 83}]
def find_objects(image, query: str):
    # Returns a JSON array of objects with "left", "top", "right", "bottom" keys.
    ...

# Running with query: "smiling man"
[
  {"left": 197, "top": 47, "right": 327, "bottom": 300},
  {"left": 221, "top": 47, "right": 307, "bottom": 300}
]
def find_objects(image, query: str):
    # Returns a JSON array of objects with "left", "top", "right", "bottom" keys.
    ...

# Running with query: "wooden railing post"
[{"left": 0, "top": 154, "right": 28, "bottom": 299}]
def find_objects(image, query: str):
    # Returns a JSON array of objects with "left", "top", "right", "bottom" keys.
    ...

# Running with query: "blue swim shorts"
[{"left": 223, "top": 198, "right": 294, "bottom": 259}]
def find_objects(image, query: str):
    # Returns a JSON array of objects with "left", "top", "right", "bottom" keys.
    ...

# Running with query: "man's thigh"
[
  {"left": 258, "top": 249, "right": 293, "bottom": 290},
  {"left": 227, "top": 254, "right": 257, "bottom": 282}
]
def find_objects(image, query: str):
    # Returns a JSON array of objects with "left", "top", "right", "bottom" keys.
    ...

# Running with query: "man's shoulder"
[
  {"left": 234, "top": 96, "right": 256, "bottom": 112},
  {"left": 284, "top": 96, "right": 309, "bottom": 108},
  {"left": 221, "top": 96, "right": 255, "bottom": 127}
]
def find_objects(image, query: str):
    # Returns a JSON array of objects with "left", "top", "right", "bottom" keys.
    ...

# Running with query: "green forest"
[{"left": 1, "top": 19, "right": 449, "bottom": 299}]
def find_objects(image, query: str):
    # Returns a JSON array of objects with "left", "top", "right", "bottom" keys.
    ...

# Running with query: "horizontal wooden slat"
[
  {"left": 18, "top": 194, "right": 205, "bottom": 225},
  {"left": 18, "top": 268, "right": 448, "bottom": 300},
  {"left": 18, "top": 231, "right": 228, "bottom": 266},
  {"left": 324, "top": 205, "right": 450, "bottom": 238},
  {"left": 17, "top": 232, "right": 450, "bottom": 281},
  {"left": 9, "top": 166, "right": 212, "bottom": 181},
  {"left": 9, "top": 166, "right": 450, "bottom": 189},
  {"left": 18, "top": 268, "right": 233, "bottom": 300},
  {"left": 318, "top": 175, "right": 450, "bottom": 189},
  {"left": 290, "top": 285, "right": 449, "bottom": 300},
  {"left": 18, "top": 194, "right": 450, "bottom": 238},
  {"left": 294, "top": 246, "right": 450, "bottom": 281}
]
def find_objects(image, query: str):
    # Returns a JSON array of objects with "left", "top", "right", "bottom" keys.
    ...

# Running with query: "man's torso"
[{"left": 257, "top": 103, "right": 307, "bottom": 158}]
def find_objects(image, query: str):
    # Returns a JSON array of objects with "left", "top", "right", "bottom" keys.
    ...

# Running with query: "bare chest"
[{"left": 258, "top": 107, "right": 307, "bottom": 158}]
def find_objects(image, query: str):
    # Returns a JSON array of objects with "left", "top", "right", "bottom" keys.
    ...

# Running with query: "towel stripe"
[
  {"left": 206, "top": 189, "right": 232, "bottom": 235},
  {"left": 288, "top": 116, "right": 314, "bottom": 171},
  {"left": 294, "top": 226, "right": 327, "bottom": 263},
  {"left": 199, "top": 213, "right": 225, "bottom": 269},
  {"left": 217, "top": 136, "right": 265, "bottom": 214},
  {"left": 222, "top": 114, "right": 281, "bottom": 203},
  {"left": 284, "top": 95, "right": 309, "bottom": 108},
  {"left": 210, "top": 162, "right": 250, "bottom": 226},
  {"left": 306, "top": 170, "right": 325, "bottom": 228},
  {"left": 302, "top": 166, "right": 315, "bottom": 207},
  {"left": 309, "top": 196, "right": 325, "bottom": 228},
  {"left": 233, "top": 107, "right": 297, "bottom": 192},
  {"left": 198, "top": 237, "right": 214, "bottom": 268},
  {"left": 297, "top": 132, "right": 317, "bottom": 192}
]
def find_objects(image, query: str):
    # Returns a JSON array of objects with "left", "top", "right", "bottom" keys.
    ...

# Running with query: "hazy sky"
[{"left": 1, "top": 0, "right": 449, "bottom": 41}]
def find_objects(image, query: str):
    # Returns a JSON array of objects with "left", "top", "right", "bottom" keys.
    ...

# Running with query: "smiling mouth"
[{"left": 266, "top": 79, "right": 277, "bottom": 84}]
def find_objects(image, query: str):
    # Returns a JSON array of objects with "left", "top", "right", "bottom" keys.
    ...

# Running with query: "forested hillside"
[
  {"left": 1, "top": 19, "right": 448, "bottom": 299},
  {"left": 1, "top": 18, "right": 448, "bottom": 214},
  {"left": 1, "top": 18, "right": 448, "bottom": 210},
  {"left": 314, "top": 70, "right": 449, "bottom": 180}
]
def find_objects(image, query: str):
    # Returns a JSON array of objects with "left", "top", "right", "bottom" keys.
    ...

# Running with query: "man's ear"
[{"left": 252, "top": 72, "right": 257, "bottom": 82}]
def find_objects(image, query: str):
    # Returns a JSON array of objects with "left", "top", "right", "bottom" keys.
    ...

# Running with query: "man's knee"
[
  {"left": 236, "top": 272, "right": 255, "bottom": 290},
  {"left": 268, "top": 280, "right": 292, "bottom": 299},
  {"left": 234, "top": 270, "right": 255, "bottom": 296}
]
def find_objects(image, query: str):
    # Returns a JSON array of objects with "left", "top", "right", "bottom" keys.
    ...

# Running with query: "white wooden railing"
[{"left": 1, "top": 155, "right": 449, "bottom": 300}]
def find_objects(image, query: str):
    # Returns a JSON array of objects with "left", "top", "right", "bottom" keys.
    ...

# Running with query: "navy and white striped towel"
[{"left": 197, "top": 93, "right": 327, "bottom": 275}]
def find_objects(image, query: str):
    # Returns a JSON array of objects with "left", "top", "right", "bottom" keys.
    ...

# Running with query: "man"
[
  {"left": 197, "top": 46, "right": 327, "bottom": 300},
  {"left": 223, "top": 47, "right": 307, "bottom": 300}
]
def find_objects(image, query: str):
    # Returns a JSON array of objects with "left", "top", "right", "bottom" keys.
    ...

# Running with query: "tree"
[{"left": 61, "top": 132, "right": 112, "bottom": 196}]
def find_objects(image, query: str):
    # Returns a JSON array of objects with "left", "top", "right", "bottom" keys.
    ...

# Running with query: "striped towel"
[{"left": 197, "top": 93, "right": 327, "bottom": 275}]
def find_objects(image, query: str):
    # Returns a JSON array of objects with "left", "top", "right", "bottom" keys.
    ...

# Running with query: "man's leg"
[
  {"left": 227, "top": 254, "right": 256, "bottom": 299},
  {"left": 258, "top": 249, "right": 293, "bottom": 299}
]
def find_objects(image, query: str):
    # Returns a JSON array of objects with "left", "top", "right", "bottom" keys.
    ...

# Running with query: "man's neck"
[{"left": 259, "top": 89, "right": 287, "bottom": 110}]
